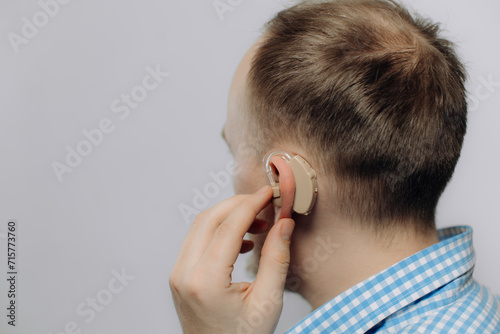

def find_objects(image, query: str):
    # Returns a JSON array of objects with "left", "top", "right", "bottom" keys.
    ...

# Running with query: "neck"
[{"left": 288, "top": 212, "right": 440, "bottom": 310}]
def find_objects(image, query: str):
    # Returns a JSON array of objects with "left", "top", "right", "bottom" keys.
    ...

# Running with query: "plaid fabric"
[{"left": 286, "top": 226, "right": 500, "bottom": 333}]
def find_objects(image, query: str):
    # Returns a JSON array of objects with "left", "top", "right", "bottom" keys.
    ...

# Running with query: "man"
[{"left": 170, "top": 0, "right": 500, "bottom": 332}]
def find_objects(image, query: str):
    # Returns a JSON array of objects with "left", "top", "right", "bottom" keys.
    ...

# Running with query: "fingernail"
[
  {"left": 257, "top": 185, "right": 269, "bottom": 194},
  {"left": 281, "top": 219, "right": 295, "bottom": 241}
]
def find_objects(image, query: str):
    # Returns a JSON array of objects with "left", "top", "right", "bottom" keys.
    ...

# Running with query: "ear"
[{"left": 269, "top": 155, "right": 296, "bottom": 219}]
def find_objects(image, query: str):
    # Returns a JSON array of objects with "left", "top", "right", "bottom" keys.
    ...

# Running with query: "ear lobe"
[{"left": 269, "top": 156, "right": 296, "bottom": 219}]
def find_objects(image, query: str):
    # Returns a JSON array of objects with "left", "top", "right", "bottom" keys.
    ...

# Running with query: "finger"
[
  {"left": 240, "top": 240, "right": 254, "bottom": 254},
  {"left": 246, "top": 219, "right": 269, "bottom": 234},
  {"left": 203, "top": 186, "right": 273, "bottom": 274},
  {"left": 174, "top": 194, "right": 250, "bottom": 270},
  {"left": 252, "top": 218, "right": 295, "bottom": 300}
]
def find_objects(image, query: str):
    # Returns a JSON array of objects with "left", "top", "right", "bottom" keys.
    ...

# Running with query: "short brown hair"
[{"left": 245, "top": 0, "right": 467, "bottom": 233}]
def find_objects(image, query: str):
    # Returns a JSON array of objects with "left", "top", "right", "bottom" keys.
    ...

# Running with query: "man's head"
[{"left": 224, "top": 0, "right": 467, "bottom": 238}]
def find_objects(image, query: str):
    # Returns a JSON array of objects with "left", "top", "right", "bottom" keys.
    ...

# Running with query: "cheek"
[
  {"left": 232, "top": 157, "right": 266, "bottom": 195},
  {"left": 232, "top": 175, "right": 246, "bottom": 195}
]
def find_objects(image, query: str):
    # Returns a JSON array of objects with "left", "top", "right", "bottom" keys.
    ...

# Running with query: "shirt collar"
[{"left": 286, "top": 225, "right": 475, "bottom": 333}]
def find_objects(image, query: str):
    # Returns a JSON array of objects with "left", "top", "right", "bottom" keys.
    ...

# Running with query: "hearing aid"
[{"left": 263, "top": 150, "right": 318, "bottom": 215}]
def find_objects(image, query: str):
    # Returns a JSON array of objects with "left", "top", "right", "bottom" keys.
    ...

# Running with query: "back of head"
[{"left": 245, "top": 0, "right": 467, "bottom": 234}]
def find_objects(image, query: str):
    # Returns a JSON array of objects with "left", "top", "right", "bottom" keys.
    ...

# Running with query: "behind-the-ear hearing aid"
[{"left": 263, "top": 150, "right": 318, "bottom": 215}]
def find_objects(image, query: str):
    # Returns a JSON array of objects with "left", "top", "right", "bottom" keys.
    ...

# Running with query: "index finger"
[
  {"left": 174, "top": 194, "right": 251, "bottom": 269},
  {"left": 203, "top": 185, "right": 273, "bottom": 271}
]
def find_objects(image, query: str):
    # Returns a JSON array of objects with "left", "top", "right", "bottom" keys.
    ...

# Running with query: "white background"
[{"left": 0, "top": 1, "right": 498, "bottom": 333}]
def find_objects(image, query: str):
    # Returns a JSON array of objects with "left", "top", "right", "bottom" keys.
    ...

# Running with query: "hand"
[{"left": 170, "top": 185, "right": 295, "bottom": 334}]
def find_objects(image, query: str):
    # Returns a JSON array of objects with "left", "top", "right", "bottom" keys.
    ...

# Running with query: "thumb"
[{"left": 253, "top": 218, "right": 295, "bottom": 300}]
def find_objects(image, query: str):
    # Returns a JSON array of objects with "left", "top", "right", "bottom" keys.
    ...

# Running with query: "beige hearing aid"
[{"left": 263, "top": 150, "right": 318, "bottom": 215}]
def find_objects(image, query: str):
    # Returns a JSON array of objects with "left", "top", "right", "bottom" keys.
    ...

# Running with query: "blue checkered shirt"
[{"left": 285, "top": 226, "right": 500, "bottom": 333}]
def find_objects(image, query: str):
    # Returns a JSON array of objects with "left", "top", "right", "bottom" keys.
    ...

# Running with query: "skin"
[{"left": 170, "top": 38, "right": 441, "bottom": 333}]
